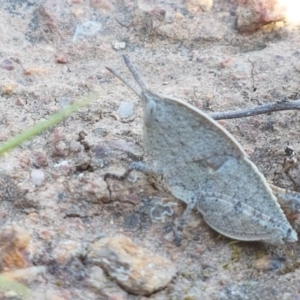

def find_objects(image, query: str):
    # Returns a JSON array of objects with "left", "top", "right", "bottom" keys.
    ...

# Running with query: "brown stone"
[
  {"left": 186, "top": 0, "right": 213, "bottom": 13},
  {"left": 56, "top": 55, "right": 68, "bottom": 64},
  {"left": 0, "top": 226, "right": 32, "bottom": 270},
  {"left": 237, "top": 0, "right": 287, "bottom": 32},
  {"left": 87, "top": 235, "right": 177, "bottom": 295}
]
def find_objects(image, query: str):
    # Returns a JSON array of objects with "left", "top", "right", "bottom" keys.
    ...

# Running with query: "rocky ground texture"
[{"left": 1, "top": 0, "right": 300, "bottom": 299}]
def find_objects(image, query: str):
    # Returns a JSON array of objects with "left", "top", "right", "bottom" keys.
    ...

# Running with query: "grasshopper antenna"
[
  {"left": 122, "top": 55, "right": 148, "bottom": 92},
  {"left": 106, "top": 55, "right": 148, "bottom": 102}
]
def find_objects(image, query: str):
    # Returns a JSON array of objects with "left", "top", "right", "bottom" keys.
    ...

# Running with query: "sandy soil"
[{"left": 1, "top": 0, "right": 300, "bottom": 299}]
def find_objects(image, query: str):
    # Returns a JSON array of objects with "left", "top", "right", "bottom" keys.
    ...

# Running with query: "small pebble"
[
  {"left": 34, "top": 151, "right": 48, "bottom": 167},
  {"left": 69, "top": 141, "right": 82, "bottom": 153},
  {"left": 186, "top": 0, "right": 213, "bottom": 13},
  {"left": 59, "top": 97, "right": 71, "bottom": 107},
  {"left": 116, "top": 102, "right": 134, "bottom": 118},
  {"left": 31, "top": 169, "right": 45, "bottom": 186},
  {"left": 1, "top": 83, "right": 17, "bottom": 94},
  {"left": 56, "top": 55, "right": 68, "bottom": 64},
  {"left": 0, "top": 59, "right": 14, "bottom": 70},
  {"left": 112, "top": 41, "right": 126, "bottom": 51},
  {"left": 53, "top": 141, "right": 68, "bottom": 157}
]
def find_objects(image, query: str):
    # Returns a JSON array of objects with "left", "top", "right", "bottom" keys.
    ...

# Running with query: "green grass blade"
[
  {"left": 0, "top": 93, "right": 98, "bottom": 156},
  {"left": 0, "top": 274, "right": 31, "bottom": 298}
]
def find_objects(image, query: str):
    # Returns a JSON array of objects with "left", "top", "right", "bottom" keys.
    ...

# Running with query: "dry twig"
[{"left": 209, "top": 99, "right": 300, "bottom": 120}]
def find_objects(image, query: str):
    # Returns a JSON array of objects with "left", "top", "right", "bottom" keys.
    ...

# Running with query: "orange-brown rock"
[
  {"left": 87, "top": 235, "right": 177, "bottom": 296},
  {"left": 0, "top": 226, "right": 32, "bottom": 271}
]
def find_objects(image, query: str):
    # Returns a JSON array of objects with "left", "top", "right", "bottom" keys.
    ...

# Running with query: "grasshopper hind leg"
[{"left": 174, "top": 195, "right": 197, "bottom": 246}]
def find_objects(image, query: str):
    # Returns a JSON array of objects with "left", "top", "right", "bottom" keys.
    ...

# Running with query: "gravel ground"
[{"left": 1, "top": 0, "right": 300, "bottom": 299}]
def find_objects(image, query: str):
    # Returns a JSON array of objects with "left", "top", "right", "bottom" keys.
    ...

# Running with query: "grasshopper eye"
[{"left": 144, "top": 100, "right": 157, "bottom": 127}]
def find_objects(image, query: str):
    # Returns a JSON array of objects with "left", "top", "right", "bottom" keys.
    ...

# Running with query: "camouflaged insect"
[{"left": 105, "top": 55, "right": 299, "bottom": 246}]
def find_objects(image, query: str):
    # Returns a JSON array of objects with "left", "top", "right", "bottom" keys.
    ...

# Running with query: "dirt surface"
[{"left": 1, "top": 0, "right": 300, "bottom": 299}]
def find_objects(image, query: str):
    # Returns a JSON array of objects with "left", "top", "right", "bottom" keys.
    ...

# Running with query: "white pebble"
[
  {"left": 112, "top": 41, "right": 126, "bottom": 50},
  {"left": 30, "top": 169, "right": 45, "bottom": 186},
  {"left": 117, "top": 102, "right": 134, "bottom": 118}
]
